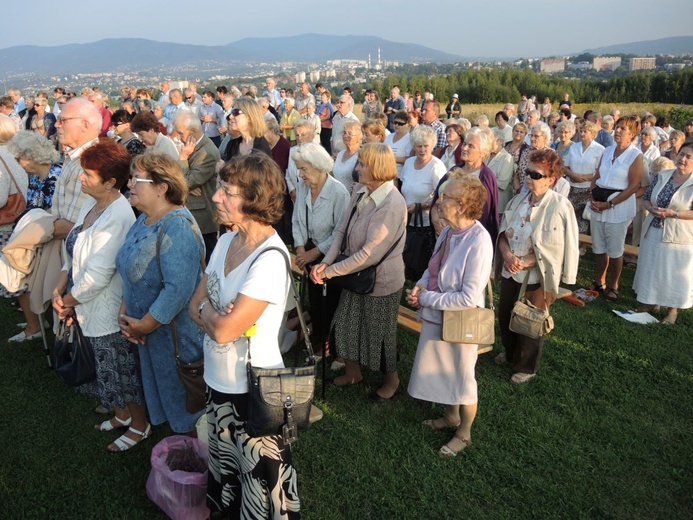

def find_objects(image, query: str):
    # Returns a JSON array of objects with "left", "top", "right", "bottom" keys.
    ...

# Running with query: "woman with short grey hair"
[{"left": 292, "top": 142, "right": 350, "bottom": 356}]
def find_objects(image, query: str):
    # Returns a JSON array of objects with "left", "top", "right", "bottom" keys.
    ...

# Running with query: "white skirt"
[
  {"left": 407, "top": 320, "right": 478, "bottom": 406},
  {"left": 633, "top": 225, "right": 693, "bottom": 309}
]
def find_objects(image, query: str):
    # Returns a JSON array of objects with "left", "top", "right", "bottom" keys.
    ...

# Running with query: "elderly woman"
[
  {"left": 665, "top": 130, "right": 686, "bottom": 161},
  {"left": 5, "top": 131, "right": 61, "bottom": 342},
  {"left": 589, "top": 116, "right": 644, "bottom": 302},
  {"left": 440, "top": 123, "right": 464, "bottom": 170},
  {"left": 407, "top": 174, "right": 493, "bottom": 457},
  {"left": 400, "top": 125, "right": 447, "bottom": 279},
  {"left": 130, "top": 111, "right": 179, "bottom": 159},
  {"left": 116, "top": 153, "right": 205, "bottom": 434},
  {"left": 0, "top": 115, "right": 29, "bottom": 300},
  {"left": 431, "top": 127, "right": 500, "bottom": 246},
  {"left": 221, "top": 98, "right": 271, "bottom": 161},
  {"left": 564, "top": 120, "right": 605, "bottom": 234},
  {"left": 302, "top": 102, "right": 321, "bottom": 144},
  {"left": 280, "top": 97, "right": 300, "bottom": 144},
  {"left": 292, "top": 143, "right": 350, "bottom": 356},
  {"left": 51, "top": 140, "right": 145, "bottom": 451},
  {"left": 311, "top": 143, "right": 407, "bottom": 400},
  {"left": 362, "top": 119, "right": 386, "bottom": 144},
  {"left": 333, "top": 120, "right": 362, "bottom": 193},
  {"left": 633, "top": 140, "right": 693, "bottom": 325},
  {"left": 109, "top": 109, "right": 145, "bottom": 156},
  {"left": 496, "top": 149, "right": 579, "bottom": 383},
  {"left": 153, "top": 102, "right": 169, "bottom": 132},
  {"left": 551, "top": 120, "right": 575, "bottom": 160},
  {"left": 384, "top": 110, "right": 413, "bottom": 176},
  {"left": 488, "top": 128, "right": 515, "bottom": 213},
  {"left": 188, "top": 153, "right": 299, "bottom": 518},
  {"left": 640, "top": 126, "right": 661, "bottom": 174},
  {"left": 495, "top": 111, "right": 513, "bottom": 145},
  {"left": 506, "top": 123, "right": 530, "bottom": 185},
  {"left": 27, "top": 97, "right": 57, "bottom": 140}
]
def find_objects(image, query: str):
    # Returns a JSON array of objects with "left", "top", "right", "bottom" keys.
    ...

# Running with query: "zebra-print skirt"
[{"left": 206, "top": 388, "right": 301, "bottom": 519}]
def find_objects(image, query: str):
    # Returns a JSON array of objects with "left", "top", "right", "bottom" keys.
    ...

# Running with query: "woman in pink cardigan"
[
  {"left": 406, "top": 174, "right": 493, "bottom": 457},
  {"left": 311, "top": 143, "right": 407, "bottom": 401}
]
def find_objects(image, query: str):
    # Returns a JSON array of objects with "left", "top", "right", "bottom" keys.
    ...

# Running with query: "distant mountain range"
[
  {"left": 0, "top": 34, "right": 691, "bottom": 76},
  {"left": 582, "top": 36, "right": 693, "bottom": 56}
]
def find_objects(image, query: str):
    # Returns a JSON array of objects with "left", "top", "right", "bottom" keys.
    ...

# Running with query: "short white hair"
[
  {"left": 7, "top": 131, "right": 60, "bottom": 164},
  {"left": 410, "top": 124, "right": 437, "bottom": 148},
  {"left": 532, "top": 122, "right": 552, "bottom": 142},
  {"left": 291, "top": 142, "right": 334, "bottom": 173},
  {"left": 465, "top": 126, "right": 494, "bottom": 156}
]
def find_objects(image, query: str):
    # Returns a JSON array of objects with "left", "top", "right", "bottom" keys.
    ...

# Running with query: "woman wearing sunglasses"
[
  {"left": 220, "top": 98, "right": 271, "bottom": 162},
  {"left": 494, "top": 148, "right": 579, "bottom": 384}
]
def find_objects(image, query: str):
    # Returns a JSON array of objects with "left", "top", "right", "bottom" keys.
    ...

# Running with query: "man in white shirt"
[
  {"left": 503, "top": 103, "right": 519, "bottom": 127},
  {"left": 263, "top": 77, "right": 281, "bottom": 109},
  {"left": 184, "top": 88, "right": 203, "bottom": 117},
  {"left": 331, "top": 95, "right": 359, "bottom": 157},
  {"left": 158, "top": 81, "right": 170, "bottom": 105}
]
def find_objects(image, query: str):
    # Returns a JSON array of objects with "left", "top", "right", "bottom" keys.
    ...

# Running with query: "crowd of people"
[{"left": 1, "top": 80, "right": 691, "bottom": 518}]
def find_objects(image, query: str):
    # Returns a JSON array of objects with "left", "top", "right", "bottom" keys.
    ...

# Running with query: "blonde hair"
[
  {"left": 233, "top": 97, "right": 267, "bottom": 138},
  {"left": 358, "top": 143, "right": 397, "bottom": 182}
]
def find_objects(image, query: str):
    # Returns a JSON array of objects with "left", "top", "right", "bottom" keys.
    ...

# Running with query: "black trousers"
[{"left": 498, "top": 276, "right": 550, "bottom": 374}]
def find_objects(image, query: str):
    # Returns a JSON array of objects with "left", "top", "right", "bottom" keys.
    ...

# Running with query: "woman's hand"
[
  {"left": 502, "top": 250, "right": 524, "bottom": 274},
  {"left": 589, "top": 199, "right": 609, "bottom": 213},
  {"left": 295, "top": 247, "right": 320, "bottom": 271},
  {"left": 310, "top": 263, "right": 328, "bottom": 285},
  {"left": 52, "top": 292, "right": 74, "bottom": 321},
  {"left": 405, "top": 284, "right": 426, "bottom": 309},
  {"left": 119, "top": 315, "right": 147, "bottom": 345},
  {"left": 407, "top": 203, "right": 416, "bottom": 213}
]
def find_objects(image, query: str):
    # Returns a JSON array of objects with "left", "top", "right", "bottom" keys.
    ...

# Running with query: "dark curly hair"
[{"left": 218, "top": 152, "right": 285, "bottom": 225}]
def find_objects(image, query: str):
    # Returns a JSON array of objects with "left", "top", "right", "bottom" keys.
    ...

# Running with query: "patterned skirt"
[
  {"left": 76, "top": 331, "right": 145, "bottom": 410},
  {"left": 330, "top": 288, "right": 402, "bottom": 373},
  {"left": 569, "top": 186, "right": 592, "bottom": 235},
  {"left": 206, "top": 388, "right": 300, "bottom": 519}
]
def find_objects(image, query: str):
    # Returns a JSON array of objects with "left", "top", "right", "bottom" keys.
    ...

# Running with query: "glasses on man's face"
[
  {"left": 186, "top": 97, "right": 193, "bottom": 101},
  {"left": 526, "top": 169, "right": 548, "bottom": 180},
  {"left": 394, "top": 121, "right": 407, "bottom": 126},
  {"left": 57, "top": 116, "right": 82, "bottom": 124},
  {"left": 129, "top": 176, "right": 154, "bottom": 187}
]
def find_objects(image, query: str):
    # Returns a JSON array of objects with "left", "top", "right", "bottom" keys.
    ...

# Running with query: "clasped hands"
[
  {"left": 503, "top": 251, "right": 534, "bottom": 275},
  {"left": 405, "top": 284, "right": 426, "bottom": 309}
]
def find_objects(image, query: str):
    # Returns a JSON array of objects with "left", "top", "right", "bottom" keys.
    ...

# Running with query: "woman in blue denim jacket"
[{"left": 116, "top": 152, "right": 205, "bottom": 434}]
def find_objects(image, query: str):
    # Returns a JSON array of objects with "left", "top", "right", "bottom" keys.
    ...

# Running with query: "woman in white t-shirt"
[
  {"left": 384, "top": 109, "right": 413, "bottom": 176},
  {"left": 189, "top": 153, "right": 300, "bottom": 519}
]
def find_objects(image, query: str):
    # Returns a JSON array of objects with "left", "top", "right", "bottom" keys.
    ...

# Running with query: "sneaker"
[{"left": 8, "top": 330, "right": 42, "bottom": 343}]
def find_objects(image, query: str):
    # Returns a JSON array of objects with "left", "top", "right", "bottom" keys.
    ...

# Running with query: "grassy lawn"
[{"left": 0, "top": 252, "right": 691, "bottom": 519}]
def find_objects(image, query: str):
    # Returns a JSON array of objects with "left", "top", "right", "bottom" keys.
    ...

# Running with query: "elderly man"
[
  {"left": 587, "top": 111, "right": 615, "bottom": 148},
  {"left": 384, "top": 86, "right": 406, "bottom": 132},
  {"left": 331, "top": 94, "right": 359, "bottom": 157},
  {"left": 609, "top": 108, "right": 621, "bottom": 124},
  {"left": 0, "top": 96, "right": 22, "bottom": 131},
  {"left": 524, "top": 110, "right": 541, "bottom": 145},
  {"left": 158, "top": 81, "right": 170, "bottom": 105},
  {"left": 87, "top": 92, "right": 111, "bottom": 137},
  {"left": 165, "top": 89, "right": 189, "bottom": 134},
  {"left": 295, "top": 82, "right": 316, "bottom": 116},
  {"left": 503, "top": 103, "right": 519, "bottom": 127},
  {"left": 421, "top": 100, "right": 447, "bottom": 153},
  {"left": 8, "top": 88, "right": 26, "bottom": 117},
  {"left": 184, "top": 88, "right": 203, "bottom": 117},
  {"left": 52, "top": 87, "right": 66, "bottom": 117},
  {"left": 174, "top": 111, "right": 220, "bottom": 260},
  {"left": 263, "top": 78, "right": 282, "bottom": 109}
]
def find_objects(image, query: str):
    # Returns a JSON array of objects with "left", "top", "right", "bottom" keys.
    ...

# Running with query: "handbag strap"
[
  {"left": 244, "top": 245, "right": 315, "bottom": 365},
  {"left": 155, "top": 212, "right": 206, "bottom": 363},
  {"left": 0, "top": 155, "right": 26, "bottom": 203}
]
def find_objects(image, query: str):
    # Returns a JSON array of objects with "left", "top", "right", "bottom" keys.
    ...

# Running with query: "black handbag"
[
  {"left": 328, "top": 196, "right": 404, "bottom": 294},
  {"left": 156, "top": 214, "right": 207, "bottom": 414},
  {"left": 53, "top": 318, "right": 97, "bottom": 387},
  {"left": 243, "top": 246, "right": 316, "bottom": 444},
  {"left": 403, "top": 203, "right": 435, "bottom": 280},
  {"left": 591, "top": 185, "right": 621, "bottom": 202}
]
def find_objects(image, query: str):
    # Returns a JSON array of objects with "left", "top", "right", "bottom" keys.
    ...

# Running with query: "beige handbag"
[
  {"left": 509, "top": 271, "right": 554, "bottom": 339},
  {"left": 441, "top": 281, "right": 495, "bottom": 345}
]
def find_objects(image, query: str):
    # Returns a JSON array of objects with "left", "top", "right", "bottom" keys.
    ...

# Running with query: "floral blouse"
[
  {"left": 27, "top": 164, "right": 61, "bottom": 210},
  {"left": 645, "top": 174, "right": 693, "bottom": 229}
]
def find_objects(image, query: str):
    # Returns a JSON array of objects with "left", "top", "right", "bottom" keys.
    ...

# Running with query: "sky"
[{"left": 2, "top": 0, "right": 691, "bottom": 58}]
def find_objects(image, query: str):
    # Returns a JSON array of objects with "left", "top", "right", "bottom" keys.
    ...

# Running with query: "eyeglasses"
[
  {"left": 57, "top": 116, "right": 82, "bottom": 124},
  {"left": 186, "top": 97, "right": 193, "bottom": 101},
  {"left": 439, "top": 193, "right": 462, "bottom": 203},
  {"left": 129, "top": 177, "right": 155, "bottom": 187},
  {"left": 394, "top": 121, "right": 407, "bottom": 126},
  {"left": 217, "top": 182, "right": 242, "bottom": 197},
  {"left": 230, "top": 108, "right": 244, "bottom": 117},
  {"left": 530, "top": 134, "right": 544, "bottom": 139},
  {"left": 112, "top": 121, "right": 127, "bottom": 127},
  {"left": 526, "top": 169, "right": 548, "bottom": 180}
]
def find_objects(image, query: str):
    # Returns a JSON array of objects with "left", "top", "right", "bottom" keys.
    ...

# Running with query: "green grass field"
[{"left": 0, "top": 251, "right": 691, "bottom": 519}]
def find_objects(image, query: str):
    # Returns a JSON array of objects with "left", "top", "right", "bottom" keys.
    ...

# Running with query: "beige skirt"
[{"left": 407, "top": 320, "right": 478, "bottom": 406}]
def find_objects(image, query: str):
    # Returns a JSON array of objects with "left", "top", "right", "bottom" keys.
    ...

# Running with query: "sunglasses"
[
  {"left": 526, "top": 169, "right": 548, "bottom": 180},
  {"left": 394, "top": 121, "right": 407, "bottom": 126},
  {"left": 230, "top": 108, "right": 244, "bottom": 117}
]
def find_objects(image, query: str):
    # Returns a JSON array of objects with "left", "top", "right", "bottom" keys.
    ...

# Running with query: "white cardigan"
[{"left": 63, "top": 195, "right": 135, "bottom": 337}]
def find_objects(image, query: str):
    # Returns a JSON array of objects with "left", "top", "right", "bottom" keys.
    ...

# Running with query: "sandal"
[
  {"left": 423, "top": 416, "right": 460, "bottom": 430},
  {"left": 604, "top": 288, "right": 619, "bottom": 303},
  {"left": 95, "top": 416, "right": 131, "bottom": 432},
  {"left": 510, "top": 372, "right": 536, "bottom": 384},
  {"left": 107, "top": 424, "right": 151, "bottom": 452},
  {"left": 439, "top": 435, "right": 472, "bottom": 458},
  {"left": 588, "top": 281, "right": 606, "bottom": 293},
  {"left": 662, "top": 309, "right": 678, "bottom": 325}
]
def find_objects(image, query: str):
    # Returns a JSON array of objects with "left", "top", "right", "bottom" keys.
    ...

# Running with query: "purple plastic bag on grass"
[{"left": 146, "top": 435, "right": 210, "bottom": 520}]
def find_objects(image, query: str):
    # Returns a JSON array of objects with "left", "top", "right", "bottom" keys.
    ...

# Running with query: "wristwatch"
[
  {"left": 198, "top": 299, "right": 208, "bottom": 319},
  {"left": 608, "top": 200, "right": 615, "bottom": 209}
]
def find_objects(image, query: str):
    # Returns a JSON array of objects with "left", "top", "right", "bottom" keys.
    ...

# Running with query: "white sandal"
[
  {"left": 95, "top": 416, "right": 131, "bottom": 431},
  {"left": 108, "top": 424, "right": 151, "bottom": 452}
]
